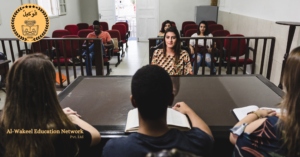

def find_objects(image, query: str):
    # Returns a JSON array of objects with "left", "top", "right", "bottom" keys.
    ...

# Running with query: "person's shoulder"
[
  {"left": 103, "top": 31, "right": 110, "bottom": 35},
  {"left": 102, "top": 31, "right": 110, "bottom": 36},
  {"left": 208, "top": 33, "right": 213, "bottom": 37},
  {"left": 87, "top": 32, "right": 95, "bottom": 37},
  {"left": 180, "top": 49, "right": 188, "bottom": 55},
  {"left": 103, "top": 134, "right": 140, "bottom": 156},
  {"left": 155, "top": 49, "right": 163, "bottom": 53},
  {"left": 158, "top": 32, "right": 164, "bottom": 36},
  {"left": 191, "top": 33, "right": 198, "bottom": 37},
  {"left": 182, "top": 127, "right": 213, "bottom": 143}
]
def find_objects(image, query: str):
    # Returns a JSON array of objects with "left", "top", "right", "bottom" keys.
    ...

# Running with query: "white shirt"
[{"left": 189, "top": 33, "right": 213, "bottom": 49}]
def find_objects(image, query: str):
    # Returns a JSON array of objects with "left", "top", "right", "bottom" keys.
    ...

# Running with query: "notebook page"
[
  {"left": 260, "top": 107, "right": 281, "bottom": 113},
  {"left": 167, "top": 108, "right": 190, "bottom": 128},
  {"left": 233, "top": 105, "right": 259, "bottom": 121},
  {"left": 125, "top": 108, "right": 139, "bottom": 132}
]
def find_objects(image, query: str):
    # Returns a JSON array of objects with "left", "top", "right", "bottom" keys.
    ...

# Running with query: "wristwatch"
[{"left": 247, "top": 111, "right": 261, "bottom": 119}]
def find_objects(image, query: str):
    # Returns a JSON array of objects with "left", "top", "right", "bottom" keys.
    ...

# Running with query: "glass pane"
[
  {"left": 60, "top": 5, "right": 64, "bottom": 13},
  {"left": 60, "top": 4, "right": 66, "bottom": 13},
  {"left": 38, "top": 0, "right": 53, "bottom": 16}
]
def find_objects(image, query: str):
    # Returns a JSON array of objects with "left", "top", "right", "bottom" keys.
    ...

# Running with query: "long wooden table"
[{"left": 58, "top": 75, "right": 283, "bottom": 138}]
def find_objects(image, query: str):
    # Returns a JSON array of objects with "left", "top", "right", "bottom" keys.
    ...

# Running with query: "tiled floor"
[{"left": 0, "top": 40, "right": 246, "bottom": 109}]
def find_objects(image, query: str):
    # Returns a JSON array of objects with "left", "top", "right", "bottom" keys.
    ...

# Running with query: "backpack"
[{"left": 0, "top": 52, "right": 7, "bottom": 60}]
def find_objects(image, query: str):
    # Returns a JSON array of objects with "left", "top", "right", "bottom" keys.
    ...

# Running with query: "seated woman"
[
  {"left": 151, "top": 27, "right": 193, "bottom": 75},
  {"left": 189, "top": 21, "right": 216, "bottom": 74},
  {"left": 0, "top": 54, "right": 101, "bottom": 157},
  {"left": 157, "top": 20, "right": 172, "bottom": 45},
  {"left": 229, "top": 46, "right": 300, "bottom": 157}
]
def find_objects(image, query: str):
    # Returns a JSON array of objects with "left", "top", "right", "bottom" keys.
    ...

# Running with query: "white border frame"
[
  {"left": 59, "top": 0, "right": 67, "bottom": 15},
  {"left": 0, "top": 11, "right": 2, "bottom": 25}
]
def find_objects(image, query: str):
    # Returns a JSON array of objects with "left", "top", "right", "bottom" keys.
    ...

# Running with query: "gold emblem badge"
[{"left": 11, "top": 4, "right": 49, "bottom": 43}]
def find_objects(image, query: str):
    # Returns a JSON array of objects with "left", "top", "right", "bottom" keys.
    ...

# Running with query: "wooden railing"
[
  {"left": 0, "top": 38, "right": 105, "bottom": 87},
  {"left": 149, "top": 37, "right": 276, "bottom": 80}
]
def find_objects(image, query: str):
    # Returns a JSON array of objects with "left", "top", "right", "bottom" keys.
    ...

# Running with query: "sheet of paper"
[
  {"left": 233, "top": 105, "right": 259, "bottom": 121},
  {"left": 125, "top": 108, "right": 139, "bottom": 132},
  {"left": 260, "top": 107, "right": 281, "bottom": 113},
  {"left": 125, "top": 108, "right": 190, "bottom": 132},
  {"left": 167, "top": 108, "right": 190, "bottom": 128}
]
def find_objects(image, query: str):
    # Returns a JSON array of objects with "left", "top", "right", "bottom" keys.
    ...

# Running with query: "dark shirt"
[
  {"left": 0, "top": 125, "right": 91, "bottom": 157},
  {"left": 232, "top": 116, "right": 286, "bottom": 157},
  {"left": 102, "top": 127, "right": 213, "bottom": 157},
  {"left": 76, "top": 125, "right": 92, "bottom": 155}
]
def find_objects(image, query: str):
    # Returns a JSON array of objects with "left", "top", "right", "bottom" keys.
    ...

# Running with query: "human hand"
[
  {"left": 172, "top": 102, "right": 192, "bottom": 115},
  {"left": 63, "top": 107, "right": 81, "bottom": 118},
  {"left": 190, "top": 46, "right": 194, "bottom": 55},
  {"left": 255, "top": 109, "right": 276, "bottom": 118}
]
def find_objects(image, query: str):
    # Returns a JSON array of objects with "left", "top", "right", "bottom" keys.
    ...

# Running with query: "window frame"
[
  {"left": 0, "top": 11, "right": 2, "bottom": 25},
  {"left": 59, "top": 0, "right": 67, "bottom": 15},
  {"left": 37, "top": 0, "right": 67, "bottom": 17}
]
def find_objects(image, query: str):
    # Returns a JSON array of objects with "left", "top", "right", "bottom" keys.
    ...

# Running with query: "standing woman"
[
  {"left": 151, "top": 27, "right": 193, "bottom": 75},
  {"left": 156, "top": 20, "right": 172, "bottom": 45},
  {"left": 0, "top": 54, "right": 101, "bottom": 157},
  {"left": 189, "top": 21, "right": 216, "bottom": 74},
  {"left": 229, "top": 46, "right": 300, "bottom": 157}
]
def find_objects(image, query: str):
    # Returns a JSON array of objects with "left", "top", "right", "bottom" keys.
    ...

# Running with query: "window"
[
  {"left": 37, "top": 0, "right": 67, "bottom": 16},
  {"left": 59, "top": 0, "right": 67, "bottom": 15},
  {"left": 0, "top": 11, "right": 2, "bottom": 25}
]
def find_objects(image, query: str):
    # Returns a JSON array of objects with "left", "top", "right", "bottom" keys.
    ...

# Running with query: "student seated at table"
[
  {"left": 151, "top": 27, "right": 193, "bottom": 75},
  {"left": 229, "top": 46, "right": 300, "bottom": 157},
  {"left": 189, "top": 21, "right": 217, "bottom": 75},
  {"left": 102, "top": 65, "right": 213, "bottom": 157},
  {"left": 71, "top": 20, "right": 113, "bottom": 75},
  {"left": 0, "top": 54, "right": 101, "bottom": 157},
  {"left": 157, "top": 20, "right": 172, "bottom": 45}
]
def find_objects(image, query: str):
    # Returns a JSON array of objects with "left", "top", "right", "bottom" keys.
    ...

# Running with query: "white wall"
[
  {"left": 159, "top": 0, "right": 211, "bottom": 32},
  {"left": 219, "top": 0, "right": 300, "bottom": 22},
  {"left": 46, "top": 0, "right": 82, "bottom": 37},
  {"left": 80, "top": 0, "right": 99, "bottom": 25},
  {"left": 217, "top": 0, "right": 300, "bottom": 85},
  {"left": 0, "top": 0, "right": 22, "bottom": 38}
]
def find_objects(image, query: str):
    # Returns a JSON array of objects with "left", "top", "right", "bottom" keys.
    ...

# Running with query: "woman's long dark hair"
[
  {"left": 278, "top": 46, "right": 300, "bottom": 157},
  {"left": 163, "top": 27, "right": 181, "bottom": 64},
  {"left": 197, "top": 21, "right": 210, "bottom": 36},
  {"left": 0, "top": 54, "right": 79, "bottom": 157},
  {"left": 161, "top": 20, "right": 172, "bottom": 33}
]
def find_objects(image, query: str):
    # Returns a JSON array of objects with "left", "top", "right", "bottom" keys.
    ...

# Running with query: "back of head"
[
  {"left": 131, "top": 65, "right": 173, "bottom": 121},
  {"left": 1, "top": 53, "right": 78, "bottom": 157},
  {"left": 162, "top": 20, "right": 172, "bottom": 33},
  {"left": 93, "top": 20, "right": 100, "bottom": 26},
  {"left": 280, "top": 46, "right": 300, "bottom": 157}
]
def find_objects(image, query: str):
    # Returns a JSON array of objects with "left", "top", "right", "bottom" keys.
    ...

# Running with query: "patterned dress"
[
  {"left": 151, "top": 49, "right": 193, "bottom": 75},
  {"left": 231, "top": 116, "right": 286, "bottom": 157}
]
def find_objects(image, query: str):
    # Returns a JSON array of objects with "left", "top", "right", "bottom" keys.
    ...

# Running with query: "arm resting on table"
[
  {"left": 173, "top": 102, "right": 213, "bottom": 139},
  {"left": 229, "top": 109, "right": 276, "bottom": 145},
  {"left": 186, "top": 109, "right": 213, "bottom": 139}
]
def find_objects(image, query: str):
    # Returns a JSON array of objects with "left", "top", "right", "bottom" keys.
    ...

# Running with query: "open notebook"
[
  {"left": 232, "top": 105, "right": 281, "bottom": 121},
  {"left": 125, "top": 108, "right": 191, "bottom": 132}
]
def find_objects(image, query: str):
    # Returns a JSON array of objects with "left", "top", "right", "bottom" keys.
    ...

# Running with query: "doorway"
[{"left": 115, "top": 0, "right": 136, "bottom": 40}]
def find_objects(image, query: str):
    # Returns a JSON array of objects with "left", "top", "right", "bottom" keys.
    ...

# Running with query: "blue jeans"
[
  {"left": 82, "top": 43, "right": 106, "bottom": 75},
  {"left": 192, "top": 53, "right": 216, "bottom": 74}
]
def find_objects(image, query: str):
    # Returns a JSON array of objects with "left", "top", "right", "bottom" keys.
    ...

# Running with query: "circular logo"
[{"left": 11, "top": 4, "right": 50, "bottom": 43}]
